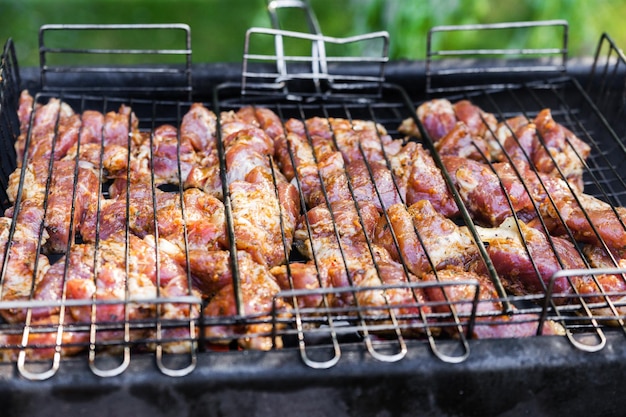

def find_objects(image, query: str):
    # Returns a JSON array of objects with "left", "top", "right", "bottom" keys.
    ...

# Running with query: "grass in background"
[{"left": 1, "top": 0, "right": 625, "bottom": 68}]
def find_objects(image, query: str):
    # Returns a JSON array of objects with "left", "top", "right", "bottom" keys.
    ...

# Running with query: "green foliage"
[{"left": 1, "top": 0, "right": 625, "bottom": 68}]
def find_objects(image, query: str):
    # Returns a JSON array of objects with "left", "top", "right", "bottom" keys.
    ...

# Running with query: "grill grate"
[{"left": 1, "top": 21, "right": 626, "bottom": 381}]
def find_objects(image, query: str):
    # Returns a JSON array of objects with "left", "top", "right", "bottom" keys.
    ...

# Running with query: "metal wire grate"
[{"left": 1, "top": 20, "right": 626, "bottom": 381}]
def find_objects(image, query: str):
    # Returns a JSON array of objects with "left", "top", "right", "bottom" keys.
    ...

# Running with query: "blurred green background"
[{"left": 1, "top": 0, "right": 625, "bottom": 68}]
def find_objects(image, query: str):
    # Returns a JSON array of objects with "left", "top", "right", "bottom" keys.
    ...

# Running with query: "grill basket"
[{"left": 1, "top": 16, "right": 626, "bottom": 417}]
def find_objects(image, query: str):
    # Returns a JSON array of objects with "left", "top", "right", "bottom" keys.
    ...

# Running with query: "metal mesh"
[{"left": 1, "top": 22, "right": 626, "bottom": 380}]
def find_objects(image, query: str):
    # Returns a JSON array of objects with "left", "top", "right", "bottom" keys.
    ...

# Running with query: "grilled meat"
[
  {"left": 422, "top": 267, "right": 565, "bottom": 339},
  {"left": 373, "top": 200, "right": 478, "bottom": 277},
  {"left": 5, "top": 88, "right": 621, "bottom": 359}
]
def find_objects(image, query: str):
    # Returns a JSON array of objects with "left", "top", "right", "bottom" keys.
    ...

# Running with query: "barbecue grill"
[{"left": 1, "top": 9, "right": 626, "bottom": 416}]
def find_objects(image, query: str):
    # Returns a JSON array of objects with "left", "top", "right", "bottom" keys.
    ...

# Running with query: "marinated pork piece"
[
  {"left": 62, "top": 142, "right": 129, "bottom": 179},
  {"left": 494, "top": 110, "right": 591, "bottom": 192},
  {"left": 533, "top": 172, "right": 626, "bottom": 253},
  {"left": 17, "top": 89, "right": 37, "bottom": 135},
  {"left": 533, "top": 108, "right": 591, "bottom": 192},
  {"left": 180, "top": 103, "right": 222, "bottom": 198},
  {"left": 442, "top": 155, "right": 519, "bottom": 226},
  {"left": 203, "top": 250, "right": 288, "bottom": 351},
  {"left": 229, "top": 166, "right": 299, "bottom": 268},
  {"left": 422, "top": 267, "right": 565, "bottom": 339},
  {"left": 292, "top": 199, "right": 431, "bottom": 314},
  {"left": 434, "top": 122, "right": 490, "bottom": 161},
  {"left": 329, "top": 118, "right": 399, "bottom": 164},
  {"left": 294, "top": 199, "right": 380, "bottom": 260},
  {"left": 406, "top": 98, "right": 457, "bottom": 141},
  {"left": 223, "top": 126, "right": 274, "bottom": 185},
  {"left": 78, "top": 110, "right": 105, "bottom": 144},
  {"left": 28, "top": 113, "right": 81, "bottom": 162},
  {"left": 397, "top": 142, "right": 459, "bottom": 217},
  {"left": 15, "top": 94, "right": 75, "bottom": 165},
  {"left": 81, "top": 183, "right": 227, "bottom": 254},
  {"left": 0, "top": 314, "right": 89, "bottom": 362},
  {"left": 473, "top": 217, "right": 587, "bottom": 299},
  {"left": 145, "top": 124, "right": 198, "bottom": 186},
  {"left": 270, "top": 262, "right": 330, "bottom": 309},
  {"left": 399, "top": 99, "right": 497, "bottom": 146},
  {"left": 580, "top": 245, "right": 626, "bottom": 320},
  {"left": 0, "top": 204, "right": 50, "bottom": 324},
  {"left": 181, "top": 102, "right": 218, "bottom": 152},
  {"left": 346, "top": 159, "right": 406, "bottom": 213},
  {"left": 232, "top": 105, "right": 286, "bottom": 142},
  {"left": 55, "top": 232, "right": 200, "bottom": 352},
  {"left": 494, "top": 115, "right": 535, "bottom": 163},
  {"left": 452, "top": 100, "right": 498, "bottom": 141},
  {"left": 307, "top": 150, "right": 347, "bottom": 209},
  {"left": 102, "top": 104, "right": 139, "bottom": 147},
  {"left": 373, "top": 200, "right": 478, "bottom": 277},
  {"left": 7, "top": 159, "right": 100, "bottom": 253},
  {"left": 274, "top": 118, "right": 322, "bottom": 207}
]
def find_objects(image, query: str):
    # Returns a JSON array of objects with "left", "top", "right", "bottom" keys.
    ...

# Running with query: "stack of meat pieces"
[
  {"left": 400, "top": 98, "right": 626, "bottom": 321},
  {"left": 5, "top": 89, "right": 625, "bottom": 360}
]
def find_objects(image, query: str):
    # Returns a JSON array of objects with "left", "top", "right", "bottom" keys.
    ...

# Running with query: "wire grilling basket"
[{"left": 1, "top": 17, "right": 626, "bottom": 384}]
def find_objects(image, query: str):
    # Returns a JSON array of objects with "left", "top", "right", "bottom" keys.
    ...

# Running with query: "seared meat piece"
[
  {"left": 17, "top": 89, "right": 37, "bottom": 135},
  {"left": 494, "top": 110, "right": 591, "bottom": 192},
  {"left": 145, "top": 124, "right": 198, "bottom": 186},
  {"left": 307, "top": 151, "right": 347, "bottom": 208},
  {"left": 130, "top": 123, "right": 213, "bottom": 192},
  {"left": 180, "top": 103, "right": 222, "bottom": 198},
  {"left": 15, "top": 95, "right": 75, "bottom": 164},
  {"left": 62, "top": 142, "right": 129, "bottom": 179},
  {"left": 57, "top": 232, "right": 200, "bottom": 352},
  {"left": 223, "top": 126, "right": 274, "bottom": 185},
  {"left": 270, "top": 262, "right": 330, "bottom": 309},
  {"left": 157, "top": 188, "right": 227, "bottom": 252},
  {"left": 580, "top": 245, "right": 626, "bottom": 320},
  {"left": 82, "top": 183, "right": 227, "bottom": 254},
  {"left": 275, "top": 118, "right": 322, "bottom": 207},
  {"left": 181, "top": 103, "right": 217, "bottom": 152},
  {"left": 533, "top": 108, "right": 591, "bottom": 192},
  {"left": 230, "top": 166, "right": 299, "bottom": 267},
  {"left": 442, "top": 155, "right": 518, "bottom": 226},
  {"left": 452, "top": 100, "right": 498, "bottom": 141},
  {"left": 7, "top": 159, "right": 100, "bottom": 253},
  {"left": 102, "top": 104, "right": 139, "bottom": 147},
  {"left": 29, "top": 114, "right": 81, "bottom": 162},
  {"left": 78, "top": 110, "right": 105, "bottom": 145},
  {"left": 473, "top": 217, "right": 587, "bottom": 299},
  {"left": 494, "top": 115, "right": 535, "bottom": 163},
  {"left": 391, "top": 143, "right": 459, "bottom": 218},
  {"left": 0, "top": 204, "right": 50, "bottom": 324},
  {"left": 233, "top": 106, "right": 286, "bottom": 142},
  {"left": 294, "top": 199, "right": 379, "bottom": 259},
  {"left": 346, "top": 159, "right": 405, "bottom": 213},
  {"left": 353, "top": 257, "right": 432, "bottom": 333},
  {"left": 399, "top": 99, "right": 497, "bottom": 146},
  {"left": 534, "top": 173, "right": 626, "bottom": 253},
  {"left": 293, "top": 199, "right": 431, "bottom": 316},
  {"left": 329, "top": 118, "right": 398, "bottom": 164},
  {"left": 373, "top": 201, "right": 477, "bottom": 277},
  {"left": 434, "top": 122, "right": 490, "bottom": 162},
  {"left": 0, "top": 314, "right": 89, "bottom": 362},
  {"left": 203, "top": 250, "right": 288, "bottom": 350},
  {"left": 405, "top": 98, "right": 457, "bottom": 141},
  {"left": 422, "top": 267, "right": 565, "bottom": 339}
]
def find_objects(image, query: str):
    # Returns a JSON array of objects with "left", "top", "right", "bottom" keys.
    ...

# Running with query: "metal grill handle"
[
  {"left": 241, "top": 27, "right": 389, "bottom": 101},
  {"left": 426, "top": 20, "right": 569, "bottom": 94},
  {"left": 38, "top": 24, "right": 193, "bottom": 101}
]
